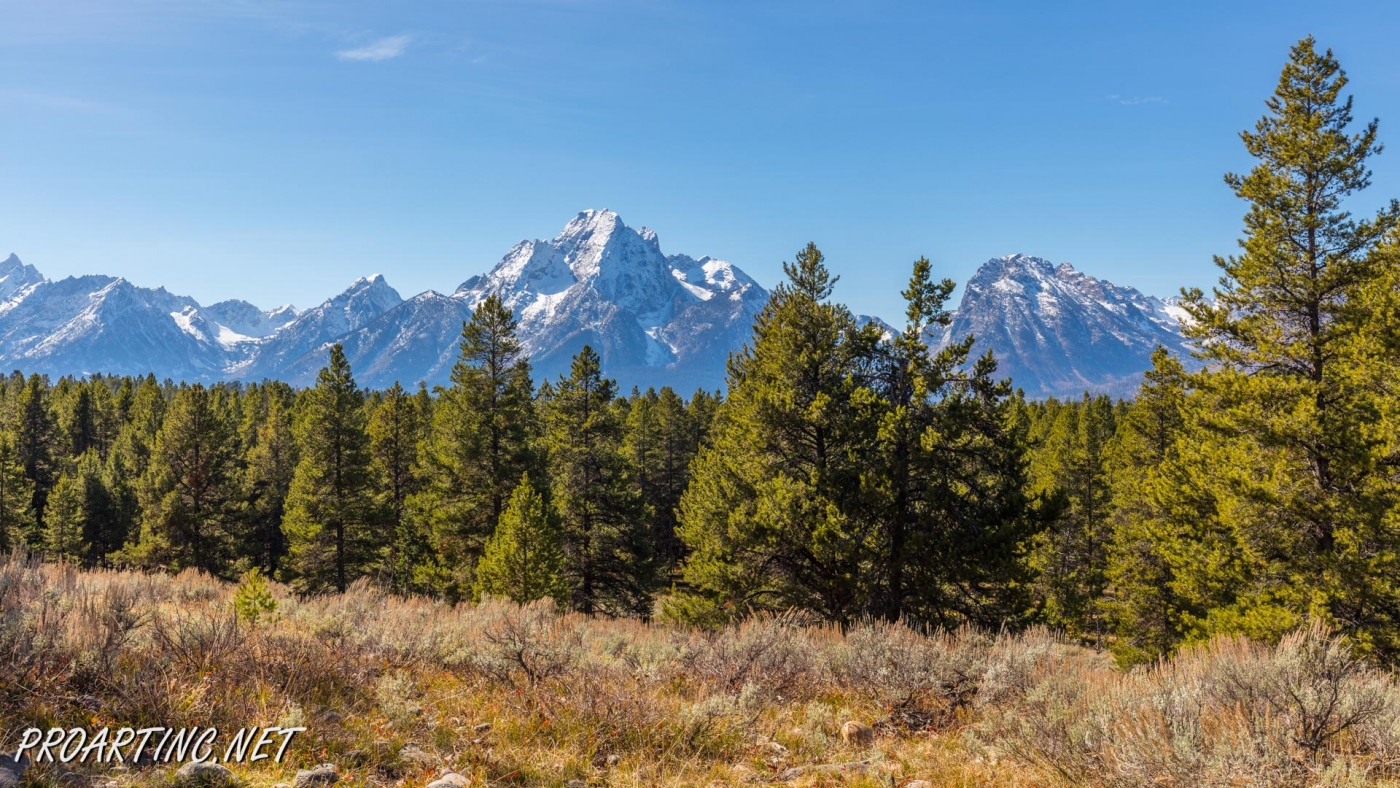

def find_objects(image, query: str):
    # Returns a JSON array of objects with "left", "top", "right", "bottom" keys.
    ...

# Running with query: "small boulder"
[
  {"left": 904, "top": 782, "right": 933, "bottom": 788},
  {"left": 173, "top": 761, "right": 235, "bottom": 788},
  {"left": 839, "top": 721, "right": 874, "bottom": 748},
  {"left": 424, "top": 774, "right": 470, "bottom": 788},
  {"left": 0, "top": 753, "right": 30, "bottom": 788},
  {"left": 292, "top": 764, "right": 339, "bottom": 788},
  {"left": 398, "top": 744, "right": 436, "bottom": 768}
]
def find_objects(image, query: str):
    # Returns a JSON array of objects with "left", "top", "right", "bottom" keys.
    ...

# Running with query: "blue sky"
[{"left": 3, "top": 1, "right": 1399, "bottom": 320}]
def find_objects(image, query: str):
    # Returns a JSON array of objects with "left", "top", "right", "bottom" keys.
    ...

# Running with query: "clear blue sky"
[{"left": 3, "top": 1, "right": 1399, "bottom": 320}]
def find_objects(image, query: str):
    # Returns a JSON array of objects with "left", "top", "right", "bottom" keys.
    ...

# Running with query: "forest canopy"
[{"left": 8, "top": 37, "right": 1400, "bottom": 666}]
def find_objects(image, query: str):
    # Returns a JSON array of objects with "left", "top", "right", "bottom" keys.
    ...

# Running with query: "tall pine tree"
[
  {"left": 283, "top": 345, "right": 378, "bottom": 593},
  {"left": 673, "top": 244, "right": 882, "bottom": 625},
  {"left": 414, "top": 294, "right": 537, "bottom": 597},
  {"left": 127, "top": 384, "right": 242, "bottom": 575},
  {"left": 546, "top": 345, "right": 653, "bottom": 617},
  {"left": 1176, "top": 37, "right": 1400, "bottom": 655},
  {"left": 369, "top": 382, "right": 424, "bottom": 593}
]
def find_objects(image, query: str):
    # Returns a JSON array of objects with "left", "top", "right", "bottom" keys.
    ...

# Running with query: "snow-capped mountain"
[
  {"left": 272, "top": 290, "right": 471, "bottom": 389},
  {"left": 0, "top": 257, "right": 299, "bottom": 379},
  {"left": 454, "top": 209, "right": 767, "bottom": 391},
  {"left": 0, "top": 211, "right": 768, "bottom": 391},
  {"left": 938, "top": 254, "right": 1196, "bottom": 398},
  {"left": 233, "top": 274, "right": 404, "bottom": 381},
  {"left": 0, "top": 254, "right": 44, "bottom": 302},
  {"left": 0, "top": 231, "right": 1198, "bottom": 399}
]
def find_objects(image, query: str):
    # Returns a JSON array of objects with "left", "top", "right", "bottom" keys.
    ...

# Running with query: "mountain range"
[
  {"left": 0, "top": 211, "right": 1197, "bottom": 398},
  {"left": 936, "top": 254, "right": 1197, "bottom": 398}
]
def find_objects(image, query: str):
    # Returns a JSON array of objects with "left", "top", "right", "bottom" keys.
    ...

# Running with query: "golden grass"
[{"left": 3, "top": 554, "right": 1400, "bottom": 787}]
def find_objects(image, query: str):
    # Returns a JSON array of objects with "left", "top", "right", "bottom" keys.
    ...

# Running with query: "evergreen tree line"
[
  {"left": 0, "top": 296, "right": 717, "bottom": 617},
  {"left": 9, "top": 38, "right": 1400, "bottom": 664},
  {"left": 991, "top": 37, "right": 1400, "bottom": 664}
]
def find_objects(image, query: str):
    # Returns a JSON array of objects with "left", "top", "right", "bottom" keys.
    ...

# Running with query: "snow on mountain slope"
[
  {"left": 234, "top": 274, "right": 403, "bottom": 380},
  {"left": 272, "top": 291, "right": 471, "bottom": 389},
  {"left": 455, "top": 209, "right": 767, "bottom": 392},
  {"left": 938, "top": 254, "right": 1197, "bottom": 398},
  {"left": 201, "top": 299, "right": 300, "bottom": 347},
  {"left": 0, "top": 239, "right": 1198, "bottom": 399},
  {"left": 0, "top": 254, "right": 45, "bottom": 304},
  {"left": 0, "top": 267, "right": 229, "bottom": 378}
]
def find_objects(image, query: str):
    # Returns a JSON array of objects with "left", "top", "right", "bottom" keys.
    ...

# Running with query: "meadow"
[{"left": 4, "top": 554, "right": 1400, "bottom": 788}]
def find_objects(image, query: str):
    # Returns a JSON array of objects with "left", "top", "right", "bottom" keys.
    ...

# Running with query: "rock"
[
  {"left": 605, "top": 754, "right": 620, "bottom": 768},
  {"left": 472, "top": 723, "right": 491, "bottom": 733},
  {"left": 292, "top": 764, "right": 339, "bottom": 788},
  {"left": 840, "top": 720, "right": 874, "bottom": 748},
  {"left": 399, "top": 744, "right": 436, "bottom": 767},
  {"left": 0, "top": 753, "right": 29, "bottom": 788},
  {"left": 904, "top": 782, "right": 933, "bottom": 788},
  {"left": 424, "top": 774, "right": 470, "bottom": 788},
  {"left": 173, "top": 761, "right": 235, "bottom": 788}
]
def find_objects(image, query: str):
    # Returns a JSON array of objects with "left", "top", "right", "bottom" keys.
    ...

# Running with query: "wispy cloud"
[
  {"left": 0, "top": 89, "right": 118, "bottom": 114},
  {"left": 1106, "top": 94, "right": 1169, "bottom": 106},
  {"left": 336, "top": 34, "right": 411, "bottom": 62}
]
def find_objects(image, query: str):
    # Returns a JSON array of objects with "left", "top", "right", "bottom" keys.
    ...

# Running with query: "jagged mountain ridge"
[
  {"left": 453, "top": 209, "right": 767, "bottom": 392},
  {"left": 0, "top": 228, "right": 1198, "bottom": 398},
  {"left": 0, "top": 211, "right": 771, "bottom": 391},
  {"left": 937, "top": 254, "right": 1197, "bottom": 398}
]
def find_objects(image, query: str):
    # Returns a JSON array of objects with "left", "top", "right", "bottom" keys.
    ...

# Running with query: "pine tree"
[
  {"left": 44, "top": 465, "right": 87, "bottom": 562},
  {"left": 283, "top": 345, "right": 378, "bottom": 593},
  {"left": 12, "top": 374, "right": 55, "bottom": 547},
  {"left": 673, "top": 244, "right": 882, "bottom": 625},
  {"left": 474, "top": 474, "right": 566, "bottom": 604},
  {"left": 43, "top": 450, "right": 115, "bottom": 565},
  {"left": 1027, "top": 394, "right": 1116, "bottom": 644},
  {"left": 243, "top": 382, "right": 297, "bottom": 573},
  {"left": 546, "top": 345, "right": 653, "bottom": 616},
  {"left": 414, "top": 294, "right": 536, "bottom": 597},
  {"left": 1102, "top": 347, "right": 1192, "bottom": 664},
  {"left": 1167, "top": 38, "right": 1400, "bottom": 655},
  {"left": 128, "top": 385, "right": 241, "bottom": 574},
  {"left": 871, "top": 257, "right": 1040, "bottom": 627},
  {"left": 369, "top": 382, "right": 424, "bottom": 592},
  {"left": 623, "top": 386, "right": 697, "bottom": 571},
  {"left": 0, "top": 434, "right": 33, "bottom": 553}
]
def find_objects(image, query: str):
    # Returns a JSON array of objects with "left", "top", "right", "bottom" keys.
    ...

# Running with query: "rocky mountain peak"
[
  {"left": 0, "top": 254, "right": 46, "bottom": 302},
  {"left": 944, "top": 254, "right": 1196, "bottom": 398}
]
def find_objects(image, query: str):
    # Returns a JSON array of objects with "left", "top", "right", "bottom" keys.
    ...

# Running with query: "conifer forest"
[{"left": 5, "top": 39, "right": 1400, "bottom": 670}]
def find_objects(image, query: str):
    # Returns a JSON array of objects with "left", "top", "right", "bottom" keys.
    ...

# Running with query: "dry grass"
[{"left": 4, "top": 554, "right": 1400, "bottom": 787}]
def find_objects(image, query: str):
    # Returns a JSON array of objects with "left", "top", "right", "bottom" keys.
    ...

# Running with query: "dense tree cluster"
[
  {"left": 12, "top": 38, "right": 1400, "bottom": 664},
  {"left": 3, "top": 297, "right": 717, "bottom": 610}
]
